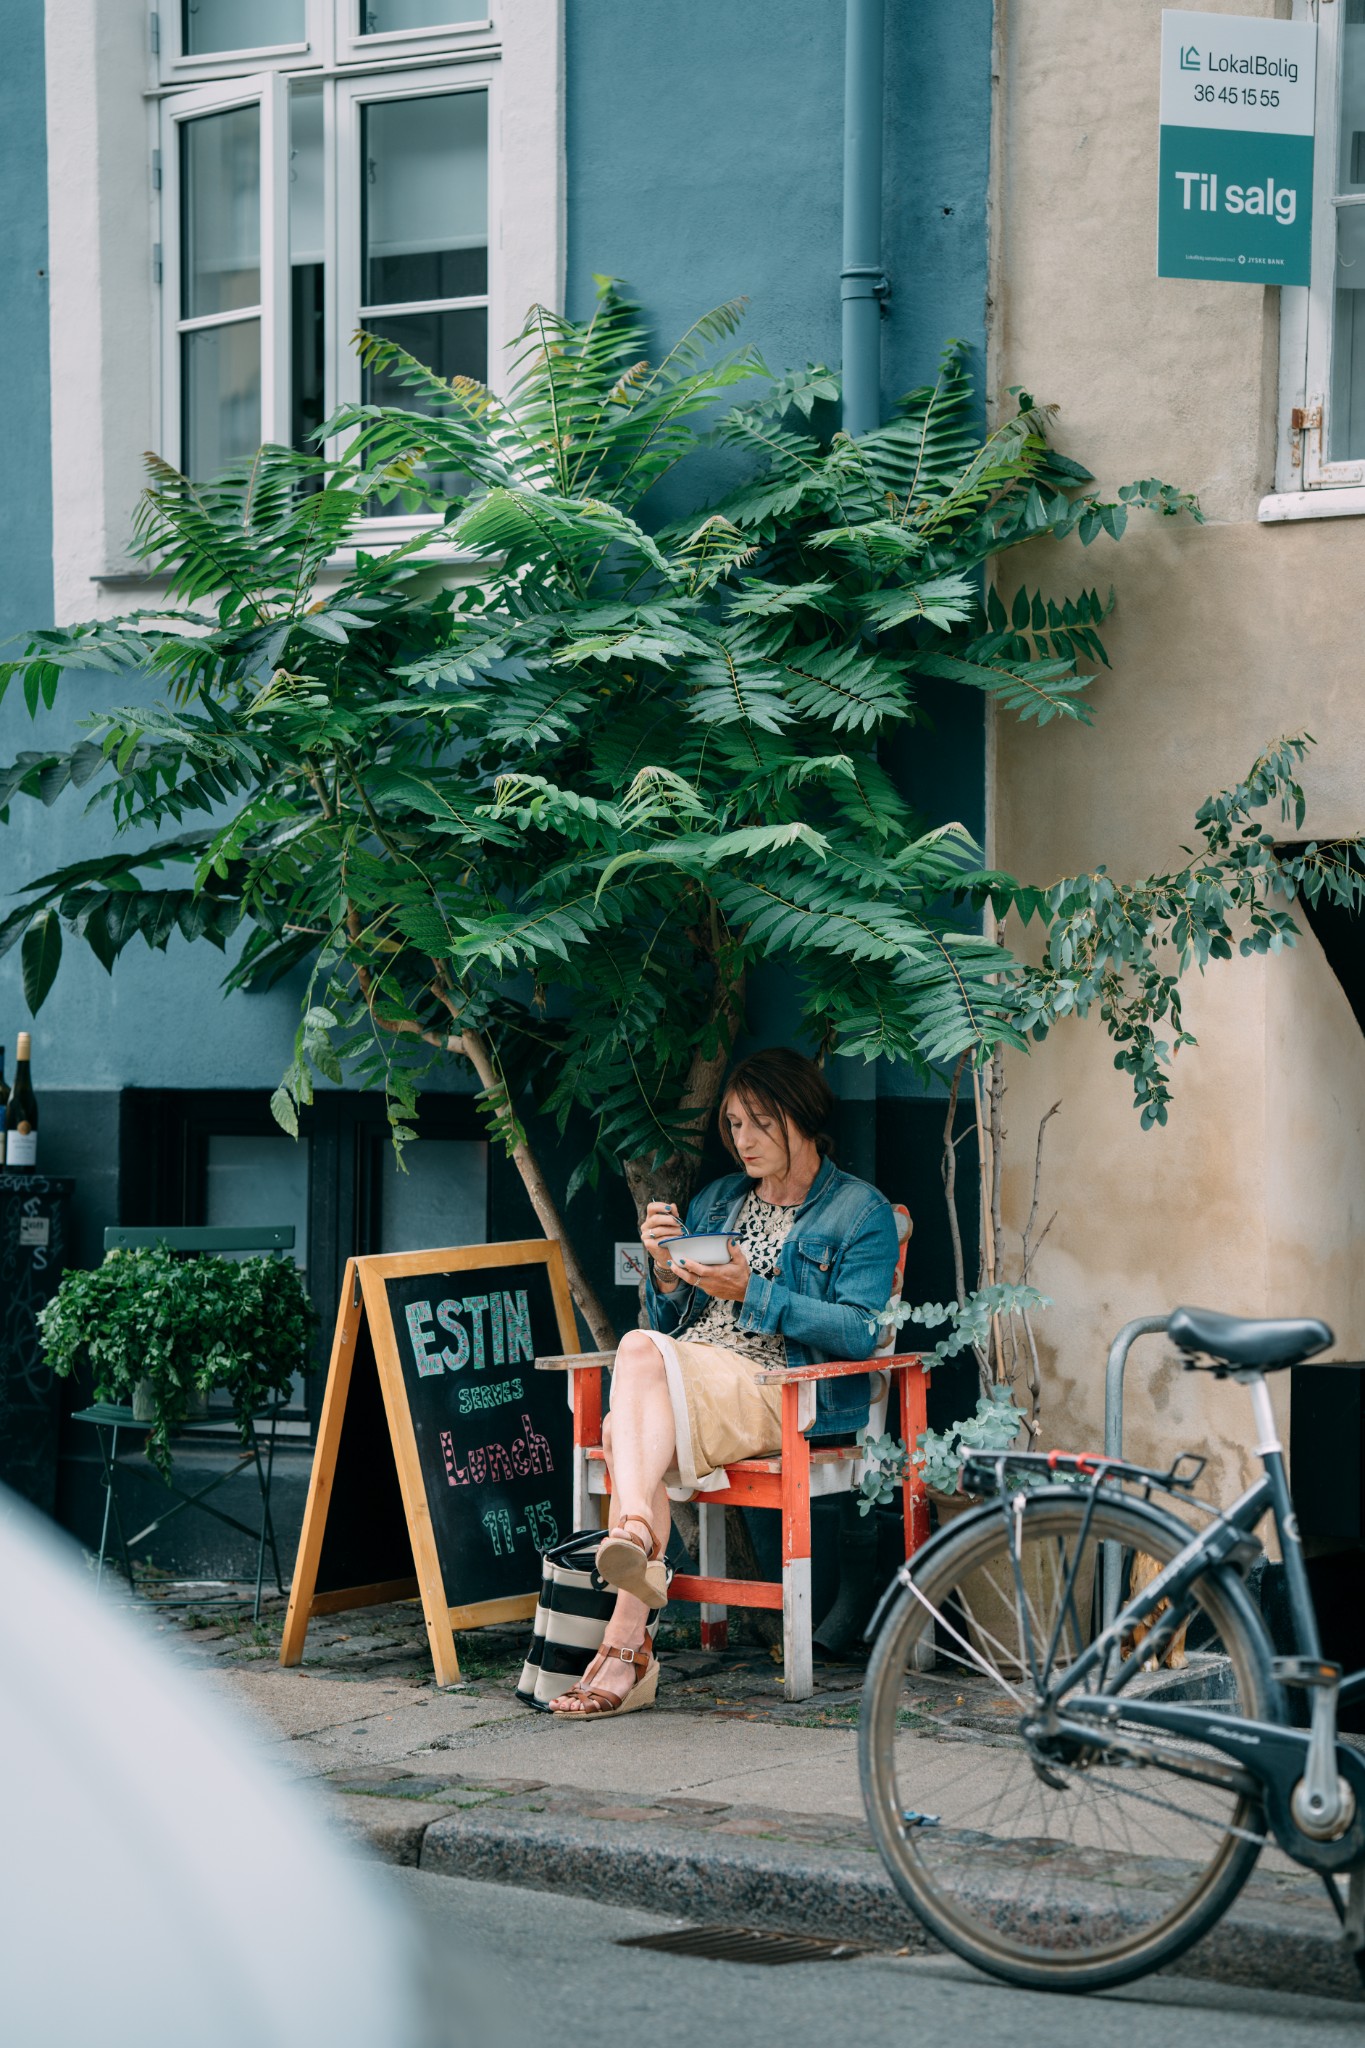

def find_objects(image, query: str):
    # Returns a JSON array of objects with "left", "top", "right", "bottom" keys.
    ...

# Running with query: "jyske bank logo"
[{"left": 1173, "top": 169, "right": 1298, "bottom": 226}]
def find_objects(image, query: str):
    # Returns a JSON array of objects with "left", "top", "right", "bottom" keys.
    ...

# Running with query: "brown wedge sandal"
[
  {"left": 595, "top": 1513, "right": 668, "bottom": 1609},
  {"left": 547, "top": 1640, "right": 659, "bottom": 1719}
]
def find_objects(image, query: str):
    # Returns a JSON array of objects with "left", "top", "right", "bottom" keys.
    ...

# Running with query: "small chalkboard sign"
[{"left": 280, "top": 1241, "right": 579, "bottom": 1686}]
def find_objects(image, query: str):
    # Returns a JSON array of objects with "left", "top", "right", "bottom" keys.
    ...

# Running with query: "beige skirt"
[{"left": 641, "top": 1332, "right": 783, "bottom": 1498}]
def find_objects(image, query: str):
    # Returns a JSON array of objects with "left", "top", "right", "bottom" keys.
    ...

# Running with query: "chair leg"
[
  {"left": 572, "top": 1368, "right": 603, "bottom": 1531},
  {"left": 899, "top": 1366, "right": 931, "bottom": 1556},
  {"left": 697, "top": 1502, "right": 728, "bottom": 1650},
  {"left": 781, "top": 1382, "right": 813, "bottom": 1701},
  {"left": 93, "top": 1424, "right": 118, "bottom": 1591}
]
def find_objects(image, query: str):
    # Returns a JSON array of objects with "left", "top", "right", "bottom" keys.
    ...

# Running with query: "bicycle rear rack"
[{"left": 961, "top": 1448, "right": 1207, "bottom": 1497}]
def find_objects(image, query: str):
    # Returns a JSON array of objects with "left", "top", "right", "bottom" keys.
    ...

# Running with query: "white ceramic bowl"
[{"left": 660, "top": 1233, "right": 735, "bottom": 1266}]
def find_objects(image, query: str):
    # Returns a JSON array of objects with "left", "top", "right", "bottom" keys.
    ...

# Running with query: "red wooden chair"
[{"left": 535, "top": 1206, "right": 929, "bottom": 1701}]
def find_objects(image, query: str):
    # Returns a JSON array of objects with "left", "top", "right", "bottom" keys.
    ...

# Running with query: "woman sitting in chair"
[{"left": 549, "top": 1046, "right": 898, "bottom": 1720}]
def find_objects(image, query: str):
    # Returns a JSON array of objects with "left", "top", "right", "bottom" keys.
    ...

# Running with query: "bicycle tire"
[{"left": 859, "top": 1491, "right": 1276, "bottom": 1993}]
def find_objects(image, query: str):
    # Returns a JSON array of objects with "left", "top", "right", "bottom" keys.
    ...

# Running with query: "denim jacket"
[{"left": 644, "top": 1155, "right": 899, "bottom": 1437}]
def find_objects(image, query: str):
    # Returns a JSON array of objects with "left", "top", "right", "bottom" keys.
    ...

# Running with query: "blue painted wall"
[
  {"left": 567, "top": 0, "right": 993, "bottom": 446},
  {"left": 567, "top": 0, "right": 995, "bottom": 1100},
  {"left": 0, "top": 0, "right": 52, "bottom": 643},
  {"left": 1, "top": 2, "right": 994, "bottom": 1098}
]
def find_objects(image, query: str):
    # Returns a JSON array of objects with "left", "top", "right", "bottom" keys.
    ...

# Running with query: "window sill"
[
  {"left": 90, "top": 535, "right": 485, "bottom": 587},
  {"left": 1257, "top": 487, "right": 1365, "bottom": 524}
]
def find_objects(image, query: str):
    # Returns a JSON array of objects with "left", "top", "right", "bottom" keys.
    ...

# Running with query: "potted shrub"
[{"left": 39, "top": 1245, "right": 318, "bottom": 1478}]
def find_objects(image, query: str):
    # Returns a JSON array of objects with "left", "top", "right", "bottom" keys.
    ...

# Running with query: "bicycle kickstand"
[
  {"left": 1325, "top": 1863, "right": 1365, "bottom": 1980},
  {"left": 1347, "top": 1865, "right": 1365, "bottom": 1952}
]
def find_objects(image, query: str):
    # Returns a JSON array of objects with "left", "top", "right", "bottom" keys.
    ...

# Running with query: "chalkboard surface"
[
  {"left": 283, "top": 1239, "right": 582, "bottom": 1686},
  {"left": 312, "top": 1308, "right": 413, "bottom": 1602},
  {"left": 384, "top": 1259, "right": 572, "bottom": 1607}
]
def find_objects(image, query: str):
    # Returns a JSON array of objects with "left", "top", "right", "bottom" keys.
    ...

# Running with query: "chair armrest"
[
  {"left": 534, "top": 1351, "right": 615, "bottom": 1371},
  {"left": 757, "top": 1351, "right": 926, "bottom": 1384}
]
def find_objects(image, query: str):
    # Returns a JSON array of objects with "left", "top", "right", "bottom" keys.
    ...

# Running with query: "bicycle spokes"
[{"left": 860, "top": 1494, "right": 1271, "bottom": 1988}]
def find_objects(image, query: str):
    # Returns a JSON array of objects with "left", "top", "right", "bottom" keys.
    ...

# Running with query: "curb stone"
[{"left": 328, "top": 1777, "right": 1363, "bottom": 2003}]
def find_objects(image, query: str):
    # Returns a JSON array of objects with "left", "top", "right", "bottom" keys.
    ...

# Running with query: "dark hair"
[{"left": 719, "top": 1047, "right": 835, "bottom": 1174}]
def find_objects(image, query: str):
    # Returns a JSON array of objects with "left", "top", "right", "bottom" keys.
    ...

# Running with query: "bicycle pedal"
[{"left": 1272, "top": 1656, "right": 1342, "bottom": 1689}]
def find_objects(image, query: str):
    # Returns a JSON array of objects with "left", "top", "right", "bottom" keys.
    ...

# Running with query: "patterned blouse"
[{"left": 688, "top": 1191, "right": 799, "bottom": 1368}]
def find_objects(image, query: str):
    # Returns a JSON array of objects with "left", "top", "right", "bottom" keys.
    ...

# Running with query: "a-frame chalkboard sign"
[{"left": 280, "top": 1241, "right": 579, "bottom": 1686}]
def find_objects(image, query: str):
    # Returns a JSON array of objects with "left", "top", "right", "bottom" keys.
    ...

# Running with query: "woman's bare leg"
[
  {"left": 550, "top": 1335, "right": 674, "bottom": 1712},
  {"left": 605, "top": 1330, "right": 677, "bottom": 1527}
]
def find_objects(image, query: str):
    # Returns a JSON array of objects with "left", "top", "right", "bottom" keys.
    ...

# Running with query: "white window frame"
[
  {"left": 156, "top": 0, "right": 328, "bottom": 82},
  {"left": 1267, "top": 0, "right": 1365, "bottom": 516},
  {"left": 331, "top": 61, "right": 497, "bottom": 421},
  {"left": 159, "top": 73, "right": 291, "bottom": 470},
  {"left": 336, "top": 6, "right": 495, "bottom": 68},
  {"left": 332, "top": 63, "right": 498, "bottom": 549},
  {"left": 158, "top": 61, "right": 497, "bottom": 516},
  {"left": 44, "top": 0, "right": 562, "bottom": 618}
]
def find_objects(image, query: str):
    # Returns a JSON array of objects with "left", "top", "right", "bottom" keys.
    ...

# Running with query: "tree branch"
[
  {"left": 427, "top": 983, "right": 617, "bottom": 1351},
  {"left": 344, "top": 908, "right": 617, "bottom": 1349},
  {"left": 941, "top": 1051, "right": 968, "bottom": 1308}
]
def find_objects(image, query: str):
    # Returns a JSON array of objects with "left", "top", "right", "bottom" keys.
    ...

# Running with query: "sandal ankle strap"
[
  {"left": 609, "top": 1513, "right": 662, "bottom": 1562},
  {"left": 597, "top": 1640, "right": 651, "bottom": 1674}
]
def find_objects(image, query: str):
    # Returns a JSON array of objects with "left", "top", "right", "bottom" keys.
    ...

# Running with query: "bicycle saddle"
[{"left": 1167, "top": 1304, "right": 1333, "bottom": 1372}]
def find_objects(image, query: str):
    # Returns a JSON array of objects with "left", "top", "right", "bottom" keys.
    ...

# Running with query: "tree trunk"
[
  {"left": 456, "top": 1026, "right": 618, "bottom": 1352},
  {"left": 352, "top": 919, "right": 617, "bottom": 1350},
  {"left": 623, "top": 963, "right": 746, "bottom": 1249}
]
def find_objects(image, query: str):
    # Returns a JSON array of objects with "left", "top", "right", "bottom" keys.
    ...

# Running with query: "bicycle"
[{"left": 858, "top": 1305, "right": 1365, "bottom": 1993}]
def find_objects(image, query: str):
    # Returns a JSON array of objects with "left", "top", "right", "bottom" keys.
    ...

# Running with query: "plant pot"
[
  {"left": 928, "top": 1486, "right": 1096, "bottom": 1679},
  {"left": 131, "top": 1380, "right": 209, "bottom": 1425}
]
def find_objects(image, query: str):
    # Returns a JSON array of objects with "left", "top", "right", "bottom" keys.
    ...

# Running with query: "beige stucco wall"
[{"left": 991, "top": 0, "right": 1365, "bottom": 1490}]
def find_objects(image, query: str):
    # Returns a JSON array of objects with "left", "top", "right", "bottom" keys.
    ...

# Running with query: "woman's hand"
[
  {"left": 673, "top": 1242, "right": 751, "bottom": 1303},
  {"left": 640, "top": 1201, "right": 685, "bottom": 1289}
]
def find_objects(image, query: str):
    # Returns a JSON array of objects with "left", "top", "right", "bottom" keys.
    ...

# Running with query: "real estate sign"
[{"left": 1158, "top": 10, "right": 1316, "bottom": 284}]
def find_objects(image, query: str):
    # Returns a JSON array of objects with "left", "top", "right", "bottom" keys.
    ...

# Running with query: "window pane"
[
  {"left": 361, "top": 91, "right": 487, "bottom": 308},
  {"left": 378, "top": 1139, "right": 488, "bottom": 1255},
  {"left": 362, "top": 308, "right": 487, "bottom": 398},
  {"left": 290, "top": 82, "right": 326, "bottom": 456},
  {"left": 183, "top": 0, "right": 306, "bottom": 55},
  {"left": 360, "top": 1, "right": 485, "bottom": 31},
  {"left": 1340, "top": 5, "right": 1365, "bottom": 193},
  {"left": 205, "top": 1135, "right": 311, "bottom": 1262},
  {"left": 182, "top": 105, "right": 260, "bottom": 319},
  {"left": 205, "top": 1134, "right": 312, "bottom": 1417},
  {"left": 183, "top": 320, "right": 262, "bottom": 476},
  {"left": 1331, "top": 204, "right": 1365, "bottom": 460}
]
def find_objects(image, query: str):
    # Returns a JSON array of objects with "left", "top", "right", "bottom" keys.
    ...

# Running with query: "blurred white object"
[{"left": 0, "top": 1487, "right": 436, "bottom": 2048}]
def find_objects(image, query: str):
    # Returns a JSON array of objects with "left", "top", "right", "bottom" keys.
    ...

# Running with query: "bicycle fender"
[
  {"left": 862, "top": 1496, "right": 1007, "bottom": 1646},
  {"left": 861, "top": 1485, "right": 1276, "bottom": 1699},
  {"left": 861, "top": 1487, "right": 1102, "bottom": 1647}
]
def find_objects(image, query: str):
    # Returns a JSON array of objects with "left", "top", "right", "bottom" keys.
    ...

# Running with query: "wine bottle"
[
  {"left": 6, "top": 1032, "right": 37, "bottom": 1171},
  {"left": 0, "top": 1046, "right": 8, "bottom": 1169}
]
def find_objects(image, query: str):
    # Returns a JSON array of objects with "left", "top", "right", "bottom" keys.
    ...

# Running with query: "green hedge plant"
[{"left": 39, "top": 1246, "right": 317, "bottom": 1477}]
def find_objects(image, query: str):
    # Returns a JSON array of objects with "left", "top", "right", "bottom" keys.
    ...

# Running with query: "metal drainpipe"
[
  {"left": 841, "top": 0, "right": 889, "bottom": 440},
  {"left": 829, "top": 0, "right": 887, "bottom": 1184}
]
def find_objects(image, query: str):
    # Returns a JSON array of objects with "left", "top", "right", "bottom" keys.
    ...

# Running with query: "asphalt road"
[{"left": 388, "top": 1868, "right": 1365, "bottom": 2048}]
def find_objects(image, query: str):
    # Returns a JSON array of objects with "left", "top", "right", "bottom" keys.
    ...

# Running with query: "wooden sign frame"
[{"left": 280, "top": 1240, "right": 580, "bottom": 1687}]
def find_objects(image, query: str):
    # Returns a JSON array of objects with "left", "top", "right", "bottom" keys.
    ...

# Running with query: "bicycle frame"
[{"left": 1018, "top": 1373, "right": 1365, "bottom": 1874}]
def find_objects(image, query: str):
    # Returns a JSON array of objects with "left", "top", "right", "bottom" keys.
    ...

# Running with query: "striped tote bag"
[{"left": 515, "top": 1529, "right": 667, "bottom": 1710}]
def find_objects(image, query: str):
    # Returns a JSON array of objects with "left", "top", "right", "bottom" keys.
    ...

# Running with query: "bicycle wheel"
[{"left": 859, "top": 1491, "right": 1275, "bottom": 1992}]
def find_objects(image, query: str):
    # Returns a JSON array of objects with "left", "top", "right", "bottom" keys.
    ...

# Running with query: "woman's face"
[{"left": 723, "top": 1093, "right": 795, "bottom": 1179}]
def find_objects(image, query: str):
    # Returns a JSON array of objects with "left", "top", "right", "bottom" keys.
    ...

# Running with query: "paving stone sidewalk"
[{"left": 133, "top": 1580, "right": 1360, "bottom": 2002}]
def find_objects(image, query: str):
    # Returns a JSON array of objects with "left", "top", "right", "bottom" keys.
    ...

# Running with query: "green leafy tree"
[{"left": 0, "top": 284, "right": 1310, "bottom": 1348}]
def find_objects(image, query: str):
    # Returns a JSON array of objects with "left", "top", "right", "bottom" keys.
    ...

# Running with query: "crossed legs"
[{"left": 550, "top": 1329, "right": 676, "bottom": 1713}]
